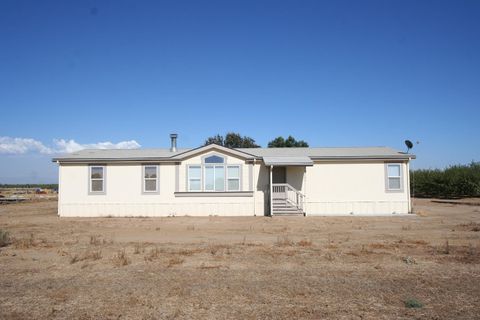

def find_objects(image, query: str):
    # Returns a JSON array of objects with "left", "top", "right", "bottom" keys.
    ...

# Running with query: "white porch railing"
[{"left": 272, "top": 183, "right": 304, "bottom": 212}]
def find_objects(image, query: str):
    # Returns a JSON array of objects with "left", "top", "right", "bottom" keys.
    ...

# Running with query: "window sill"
[
  {"left": 385, "top": 189, "right": 404, "bottom": 193},
  {"left": 174, "top": 191, "right": 253, "bottom": 197}
]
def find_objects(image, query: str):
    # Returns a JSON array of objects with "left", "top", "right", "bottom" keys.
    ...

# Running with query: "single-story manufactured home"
[{"left": 53, "top": 134, "right": 415, "bottom": 217}]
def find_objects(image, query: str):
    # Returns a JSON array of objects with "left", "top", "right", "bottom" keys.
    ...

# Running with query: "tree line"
[
  {"left": 203, "top": 132, "right": 308, "bottom": 148},
  {"left": 411, "top": 162, "right": 480, "bottom": 198}
]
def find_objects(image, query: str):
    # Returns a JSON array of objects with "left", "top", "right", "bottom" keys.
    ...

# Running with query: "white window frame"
[
  {"left": 185, "top": 154, "right": 242, "bottom": 192},
  {"left": 227, "top": 165, "right": 241, "bottom": 191},
  {"left": 204, "top": 165, "right": 225, "bottom": 192},
  {"left": 188, "top": 165, "right": 202, "bottom": 191},
  {"left": 386, "top": 163, "right": 403, "bottom": 192},
  {"left": 143, "top": 165, "right": 159, "bottom": 194},
  {"left": 89, "top": 165, "right": 105, "bottom": 194}
]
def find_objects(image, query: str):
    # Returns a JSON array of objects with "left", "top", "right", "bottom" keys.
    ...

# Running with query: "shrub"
[
  {"left": 411, "top": 162, "right": 480, "bottom": 198},
  {"left": 0, "top": 229, "right": 11, "bottom": 247},
  {"left": 404, "top": 298, "right": 423, "bottom": 308}
]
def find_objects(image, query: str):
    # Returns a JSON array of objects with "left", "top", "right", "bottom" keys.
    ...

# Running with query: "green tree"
[
  {"left": 411, "top": 161, "right": 480, "bottom": 198},
  {"left": 268, "top": 135, "right": 309, "bottom": 148},
  {"left": 203, "top": 132, "right": 260, "bottom": 148},
  {"left": 204, "top": 134, "right": 224, "bottom": 146}
]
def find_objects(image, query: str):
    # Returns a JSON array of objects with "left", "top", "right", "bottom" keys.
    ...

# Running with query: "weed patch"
[
  {"left": 13, "top": 233, "right": 35, "bottom": 249},
  {"left": 0, "top": 229, "right": 11, "bottom": 247},
  {"left": 297, "top": 239, "right": 313, "bottom": 247},
  {"left": 69, "top": 250, "right": 102, "bottom": 264},
  {"left": 167, "top": 257, "right": 184, "bottom": 267},
  {"left": 404, "top": 298, "right": 423, "bottom": 308},
  {"left": 275, "top": 235, "right": 293, "bottom": 246},
  {"left": 144, "top": 246, "right": 161, "bottom": 262},
  {"left": 113, "top": 249, "right": 130, "bottom": 267}
]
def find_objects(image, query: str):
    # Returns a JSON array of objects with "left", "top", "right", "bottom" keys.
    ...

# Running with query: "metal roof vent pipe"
[{"left": 170, "top": 133, "right": 178, "bottom": 152}]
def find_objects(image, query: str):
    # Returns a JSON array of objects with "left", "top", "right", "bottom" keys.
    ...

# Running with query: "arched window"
[
  {"left": 187, "top": 154, "right": 241, "bottom": 192},
  {"left": 204, "top": 155, "right": 224, "bottom": 164},
  {"left": 203, "top": 155, "right": 226, "bottom": 191}
]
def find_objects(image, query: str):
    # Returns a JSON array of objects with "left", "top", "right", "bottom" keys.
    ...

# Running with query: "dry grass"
[
  {"left": 13, "top": 233, "right": 36, "bottom": 249},
  {"left": 0, "top": 199, "right": 479, "bottom": 319},
  {"left": 167, "top": 257, "right": 184, "bottom": 267},
  {"left": 133, "top": 243, "right": 145, "bottom": 254},
  {"left": 457, "top": 221, "right": 480, "bottom": 232},
  {"left": 70, "top": 249, "right": 102, "bottom": 264},
  {"left": 297, "top": 239, "right": 313, "bottom": 247},
  {"left": 144, "top": 246, "right": 161, "bottom": 262},
  {"left": 275, "top": 235, "right": 293, "bottom": 246},
  {"left": 112, "top": 249, "right": 130, "bottom": 267},
  {"left": 90, "top": 234, "right": 101, "bottom": 245},
  {"left": 443, "top": 239, "right": 450, "bottom": 254}
]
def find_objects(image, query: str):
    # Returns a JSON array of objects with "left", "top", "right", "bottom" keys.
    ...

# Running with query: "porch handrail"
[{"left": 272, "top": 183, "right": 304, "bottom": 211}]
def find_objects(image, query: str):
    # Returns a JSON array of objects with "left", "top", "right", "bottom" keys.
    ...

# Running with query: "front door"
[{"left": 272, "top": 166, "right": 286, "bottom": 184}]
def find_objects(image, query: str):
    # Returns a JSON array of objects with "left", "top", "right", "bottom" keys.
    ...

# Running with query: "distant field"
[
  {"left": 0, "top": 187, "right": 57, "bottom": 202},
  {"left": 0, "top": 199, "right": 479, "bottom": 319}
]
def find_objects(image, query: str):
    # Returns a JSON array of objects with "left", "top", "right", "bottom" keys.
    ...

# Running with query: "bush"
[
  {"left": 0, "top": 230, "right": 11, "bottom": 247},
  {"left": 411, "top": 162, "right": 480, "bottom": 198},
  {"left": 404, "top": 298, "right": 423, "bottom": 308}
]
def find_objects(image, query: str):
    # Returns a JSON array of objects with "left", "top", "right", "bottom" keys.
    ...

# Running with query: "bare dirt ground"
[{"left": 0, "top": 199, "right": 479, "bottom": 320}]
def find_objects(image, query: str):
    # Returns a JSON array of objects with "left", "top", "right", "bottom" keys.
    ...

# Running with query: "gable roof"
[
  {"left": 52, "top": 145, "right": 415, "bottom": 163},
  {"left": 171, "top": 144, "right": 256, "bottom": 160}
]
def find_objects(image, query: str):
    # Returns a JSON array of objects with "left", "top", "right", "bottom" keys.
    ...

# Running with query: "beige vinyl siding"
[
  {"left": 304, "top": 161, "right": 409, "bottom": 215},
  {"left": 58, "top": 150, "right": 255, "bottom": 217},
  {"left": 57, "top": 151, "right": 411, "bottom": 217}
]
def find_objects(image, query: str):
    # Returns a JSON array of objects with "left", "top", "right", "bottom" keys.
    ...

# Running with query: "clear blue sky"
[{"left": 1, "top": 0, "right": 479, "bottom": 183}]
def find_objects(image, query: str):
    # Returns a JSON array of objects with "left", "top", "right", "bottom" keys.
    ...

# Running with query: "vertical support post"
[
  {"left": 57, "top": 160, "right": 61, "bottom": 217},
  {"left": 406, "top": 160, "right": 412, "bottom": 213},
  {"left": 303, "top": 166, "right": 307, "bottom": 215},
  {"left": 270, "top": 165, "right": 273, "bottom": 216},
  {"left": 251, "top": 162, "right": 256, "bottom": 216}
]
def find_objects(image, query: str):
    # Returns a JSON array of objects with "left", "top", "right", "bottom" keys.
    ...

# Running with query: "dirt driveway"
[{"left": 0, "top": 199, "right": 479, "bottom": 319}]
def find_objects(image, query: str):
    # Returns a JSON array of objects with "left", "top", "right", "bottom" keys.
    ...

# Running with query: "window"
[
  {"left": 90, "top": 166, "right": 105, "bottom": 193},
  {"left": 188, "top": 166, "right": 201, "bottom": 191},
  {"left": 204, "top": 165, "right": 225, "bottom": 191},
  {"left": 227, "top": 165, "right": 240, "bottom": 191},
  {"left": 386, "top": 164, "right": 402, "bottom": 190},
  {"left": 143, "top": 165, "right": 158, "bottom": 193},
  {"left": 204, "top": 155, "right": 224, "bottom": 164},
  {"left": 186, "top": 154, "right": 241, "bottom": 192}
]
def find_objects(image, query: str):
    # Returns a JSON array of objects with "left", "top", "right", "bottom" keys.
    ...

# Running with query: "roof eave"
[
  {"left": 309, "top": 155, "right": 416, "bottom": 160},
  {"left": 52, "top": 157, "right": 178, "bottom": 163}
]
